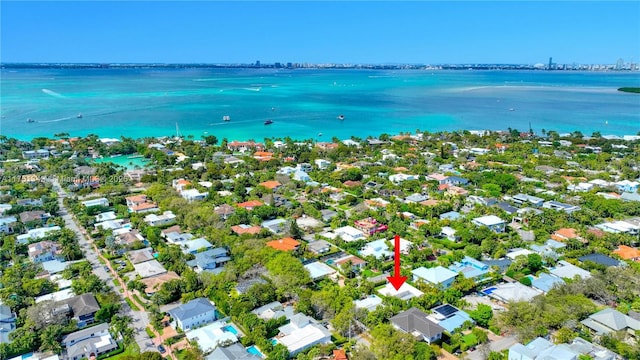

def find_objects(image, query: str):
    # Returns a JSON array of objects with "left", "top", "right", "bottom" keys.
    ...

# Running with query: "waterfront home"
[
  {"left": 80, "top": 197, "right": 109, "bottom": 208},
  {"left": 274, "top": 313, "right": 332, "bottom": 356},
  {"left": 412, "top": 266, "right": 458, "bottom": 289},
  {"left": 390, "top": 307, "right": 445, "bottom": 344},
  {"left": 62, "top": 323, "right": 117, "bottom": 360},
  {"left": 472, "top": 215, "right": 506, "bottom": 233},
  {"left": 143, "top": 211, "right": 176, "bottom": 226},
  {"left": 581, "top": 308, "right": 640, "bottom": 336},
  {"left": 168, "top": 298, "right": 217, "bottom": 331}
]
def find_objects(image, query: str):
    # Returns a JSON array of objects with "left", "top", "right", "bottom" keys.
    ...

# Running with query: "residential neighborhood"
[{"left": 0, "top": 129, "right": 639, "bottom": 360}]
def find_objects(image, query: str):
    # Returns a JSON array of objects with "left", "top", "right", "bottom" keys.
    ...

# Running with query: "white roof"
[
  {"left": 412, "top": 266, "right": 458, "bottom": 284},
  {"left": 133, "top": 260, "right": 167, "bottom": 278},
  {"left": 277, "top": 321, "right": 331, "bottom": 354},
  {"left": 486, "top": 282, "right": 542, "bottom": 303},
  {"left": 35, "top": 288, "right": 75, "bottom": 303},
  {"left": 550, "top": 260, "right": 592, "bottom": 280},
  {"left": 179, "top": 238, "right": 213, "bottom": 253},
  {"left": 354, "top": 295, "right": 383, "bottom": 312},
  {"left": 378, "top": 282, "right": 424, "bottom": 300},
  {"left": 473, "top": 215, "right": 505, "bottom": 226},
  {"left": 441, "top": 226, "right": 456, "bottom": 236},
  {"left": 506, "top": 248, "right": 534, "bottom": 260},
  {"left": 185, "top": 321, "right": 238, "bottom": 353},
  {"left": 304, "top": 262, "right": 336, "bottom": 280}
]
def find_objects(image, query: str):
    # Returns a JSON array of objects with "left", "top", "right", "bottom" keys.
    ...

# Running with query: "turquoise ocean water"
[{"left": 1, "top": 68, "right": 639, "bottom": 141}]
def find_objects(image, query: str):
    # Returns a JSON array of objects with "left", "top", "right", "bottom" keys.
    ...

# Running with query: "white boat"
[
  {"left": 338, "top": 114, "right": 345, "bottom": 120},
  {"left": 223, "top": 115, "right": 230, "bottom": 122},
  {"left": 77, "top": 113, "right": 83, "bottom": 118}
]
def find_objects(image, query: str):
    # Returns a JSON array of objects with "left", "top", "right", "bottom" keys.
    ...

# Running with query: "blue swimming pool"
[
  {"left": 246, "top": 345, "right": 264, "bottom": 358},
  {"left": 483, "top": 287, "right": 497, "bottom": 295},
  {"left": 270, "top": 338, "right": 278, "bottom": 346},
  {"left": 223, "top": 325, "right": 238, "bottom": 335}
]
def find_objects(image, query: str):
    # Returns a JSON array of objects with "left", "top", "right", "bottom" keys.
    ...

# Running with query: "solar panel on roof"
[{"left": 434, "top": 304, "right": 458, "bottom": 317}]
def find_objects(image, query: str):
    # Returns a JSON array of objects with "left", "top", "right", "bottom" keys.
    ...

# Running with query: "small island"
[{"left": 617, "top": 87, "right": 640, "bottom": 94}]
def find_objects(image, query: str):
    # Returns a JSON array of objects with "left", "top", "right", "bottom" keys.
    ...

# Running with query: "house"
[
  {"left": 94, "top": 219, "right": 126, "bottom": 231},
  {"left": 19, "top": 210, "right": 51, "bottom": 225},
  {"left": 16, "top": 198, "right": 44, "bottom": 207},
  {"left": 506, "top": 248, "right": 534, "bottom": 260},
  {"left": 595, "top": 220, "right": 639, "bottom": 235},
  {"left": 333, "top": 350, "right": 348, "bottom": 360},
  {"left": 266, "top": 237, "right": 301, "bottom": 252},
  {"left": 127, "top": 248, "right": 155, "bottom": 264},
  {"left": 614, "top": 180, "right": 639, "bottom": 193},
  {"left": 185, "top": 320, "right": 240, "bottom": 353},
  {"left": 511, "top": 194, "right": 544, "bottom": 207},
  {"left": 427, "top": 173, "right": 449, "bottom": 184},
  {"left": 359, "top": 238, "right": 412, "bottom": 259},
  {"left": 0, "top": 303, "right": 17, "bottom": 344},
  {"left": 16, "top": 226, "right": 61, "bottom": 244},
  {"left": 613, "top": 245, "right": 640, "bottom": 261},
  {"left": 172, "top": 179, "right": 192, "bottom": 192},
  {"left": 529, "top": 273, "right": 565, "bottom": 293},
  {"left": 261, "top": 218, "right": 288, "bottom": 234},
  {"left": 508, "top": 337, "right": 577, "bottom": 360},
  {"left": 439, "top": 211, "right": 462, "bottom": 221},
  {"left": 227, "top": 140, "right": 264, "bottom": 152},
  {"left": 62, "top": 323, "right": 117, "bottom": 360},
  {"left": 80, "top": 198, "right": 109, "bottom": 208},
  {"left": 292, "top": 170, "right": 311, "bottom": 182},
  {"left": 181, "top": 189, "right": 209, "bottom": 202},
  {"left": 28, "top": 240, "right": 62, "bottom": 263},
  {"left": 578, "top": 254, "right": 622, "bottom": 267},
  {"left": 378, "top": 282, "right": 424, "bottom": 301},
  {"left": 214, "top": 204, "right": 236, "bottom": 220},
  {"left": 63, "top": 294, "right": 101, "bottom": 327},
  {"left": 580, "top": 308, "right": 640, "bottom": 336},
  {"left": 140, "top": 271, "right": 181, "bottom": 295},
  {"left": 542, "top": 201, "right": 580, "bottom": 213},
  {"left": 304, "top": 262, "right": 337, "bottom": 281},
  {"left": 133, "top": 260, "right": 167, "bottom": 278},
  {"left": 482, "top": 282, "right": 542, "bottom": 303},
  {"left": 445, "top": 176, "right": 469, "bottom": 186},
  {"left": 206, "top": 343, "right": 260, "bottom": 360},
  {"left": 314, "top": 159, "right": 331, "bottom": 170},
  {"left": 390, "top": 307, "right": 445, "bottom": 343},
  {"left": 354, "top": 295, "right": 383, "bottom": 312},
  {"left": 333, "top": 226, "right": 365, "bottom": 242},
  {"left": 95, "top": 211, "right": 117, "bottom": 223},
  {"left": 125, "top": 194, "right": 159, "bottom": 213},
  {"left": 230, "top": 224, "right": 262, "bottom": 235},
  {"left": 431, "top": 304, "right": 474, "bottom": 334},
  {"left": 354, "top": 217, "right": 388, "bottom": 236},
  {"left": 274, "top": 313, "right": 332, "bottom": 355},
  {"left": 0, "top": 216, "right": 18, "bottom": 234},
  {"left": 168, "top": 298, "right": 217, "bottom": 331},
  {"left": 143, "top": 211, "right": 176, "bottom": 226},
  {"left": 180, "top": 238, "right": 214, "bottom": 254},
  {"left": 236, "top": 200, "right": 265, "bottom": 211},
  {"left": 448, "top": 257, "right": 490, "bottom": 280},
  {"left": 251, "top": 301, "right": 294, "bottom": 321},
  {"left": 551, "top": 228, "right": 582, "bottom": 243},
  {"left": 412, "top": 266, "right": 458, "bottom": 289},
  {"left": 621, "top": 192, "right": 640, "bottom": 202},
  {"left": 549, "top": 260, "right": 592, "bottom": 280},
  {"left": 472, "top": 215, "right": 506, "bottom": 233},
  {"left": 187, "top": 248, "right": 231, "bottom": 273},
  {"left": 334, "top": 255, "right": 367, "bottom": 273},
  {"left": 405, "top": 193, "right": 429, "bottom": 203},
  {"left": 307, "top": 240, "right": 331, "bottom": 254},
  {"left": 389, "top": 174, "right": 419, "bottom": 184},
  {"left": 440, "top": 226, "right": 458, "bottom": 241}
]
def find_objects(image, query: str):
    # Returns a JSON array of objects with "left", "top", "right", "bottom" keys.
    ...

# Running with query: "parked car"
[{"left": 157, "top": 345, "right": 166, "bottom": 354}]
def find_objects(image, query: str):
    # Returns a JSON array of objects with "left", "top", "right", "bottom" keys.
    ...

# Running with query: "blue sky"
[{"left": 2, "top": 1, "right": 639, "bottom": 64}]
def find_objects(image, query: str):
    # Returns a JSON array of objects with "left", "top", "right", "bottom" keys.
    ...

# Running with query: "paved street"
[{"left": 52, "top": 180, "right": 158, "bottom": 354}]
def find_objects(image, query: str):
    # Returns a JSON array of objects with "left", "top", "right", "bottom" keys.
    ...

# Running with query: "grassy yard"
[
  {"left": 462, "top": 333, "right": 478, "bottom": 347},
  {"left": 125, "top": 298, "right": 141, "bottom": 311},
  {"left": 104, "top": 342, "right": 139, "bottom": 360},
  {"left": 362, "top": 269, "right": 381, "bottom": 278}
]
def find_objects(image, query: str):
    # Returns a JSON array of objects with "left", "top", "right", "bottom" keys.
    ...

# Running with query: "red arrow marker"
[{"left": 387, "top": 234, "right": 407, "bottom": 290}]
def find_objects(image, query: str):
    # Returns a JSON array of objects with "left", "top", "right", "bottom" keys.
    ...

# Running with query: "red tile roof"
[{"left": 266, "top": 237, "right": 301, "bottom": 251}]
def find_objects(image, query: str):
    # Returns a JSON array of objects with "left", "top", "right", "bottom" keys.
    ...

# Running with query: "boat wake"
[
  {"left": 244, "top": 87, "right": 261, "bottom": 92},
  {"left": 37, "top": 116, "right": 75, "bottom": 123},
  {"left": 42, "top": 89, "right": 66, "bottom": 98}
]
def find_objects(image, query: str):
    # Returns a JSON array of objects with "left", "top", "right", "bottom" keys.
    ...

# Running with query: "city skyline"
[{"left": 1, "top": 1, "right": 639, "bottom": 64}]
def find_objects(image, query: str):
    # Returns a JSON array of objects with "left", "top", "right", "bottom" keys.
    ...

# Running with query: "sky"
[{"left": 1, "top": 1, "right": 639, "bottom": 64}]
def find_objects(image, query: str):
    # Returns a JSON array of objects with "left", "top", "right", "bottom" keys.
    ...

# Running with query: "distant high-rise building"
[
  {"left": 255, "top": 60, "right": 261, "bottom": 68},
  {"left": 274, "top": 62, "right": 282, "bottom": 68},
  {"left": 548, "top": 57, "right": 553, "bottom": 70},
  {"left": 286, "top": 62, "right": 293, "bottom": 68},
  {"left": 615, "top": 58, "right": 624, "bottom": 70}
]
